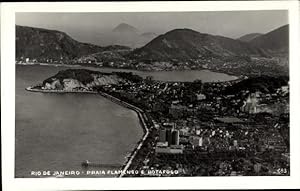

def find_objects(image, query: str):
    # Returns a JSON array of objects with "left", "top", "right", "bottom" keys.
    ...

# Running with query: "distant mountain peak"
[{"left": 112, "top": 23, "right": 138, "bottom": 33}]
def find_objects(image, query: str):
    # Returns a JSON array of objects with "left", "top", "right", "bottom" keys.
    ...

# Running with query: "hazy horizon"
[{"left": 16, "top": 11, "right": 288, "bottom": 47}]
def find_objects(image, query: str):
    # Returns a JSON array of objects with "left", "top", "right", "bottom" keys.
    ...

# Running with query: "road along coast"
[
  {"left": 25, "top": 86, "right": 98, "bottom": 94},
  {"left": 97, "top": 91, "right": 151, "bottom": 177}
]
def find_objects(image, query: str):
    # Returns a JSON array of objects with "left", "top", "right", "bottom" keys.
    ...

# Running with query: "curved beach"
[
  {"left": 25, "top": 87, "right": 150, "bottom": 177},
  {"left": 97, "top": 91, "right": 150, "bottom": 177}
]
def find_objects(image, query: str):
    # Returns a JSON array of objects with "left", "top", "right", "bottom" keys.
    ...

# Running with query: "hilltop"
[
  {"left": 224, "top": 76, "right": 289, "bottom": 95},
  {"left": 40, "top": 69, "right": 143, "bottom": 91},
  {"left": 16, "top": 25, "right": 132, "bottom": 64},
  {"left": 16, "top": 25, "right": 104, "bottom": 62},
  {"left": 16, "top": 24, "right": 289, "bottom": 76},
  {"left": 127, "top": 28, "right": 267, "bottom": 61},
  {"left": 250, "top": 24, "right": 289, "bottom": 54}
]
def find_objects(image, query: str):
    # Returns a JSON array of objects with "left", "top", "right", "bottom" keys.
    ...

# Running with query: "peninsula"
[{"left": 27, "top": 68, "right": 290, "bottom": 176}]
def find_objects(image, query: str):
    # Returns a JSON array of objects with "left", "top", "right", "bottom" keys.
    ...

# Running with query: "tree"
[{"left": 191, "top": 79, "right": 203, "bottom": 92}]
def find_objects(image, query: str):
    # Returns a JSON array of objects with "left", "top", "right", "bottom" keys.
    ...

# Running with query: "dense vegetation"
[
  {"left": 43, "top": 69, "right": 105, "bottom": 85},
  {"left": 17, "top": 24, "right": 289, "bottom": 77},
  {"left": 224, "top": 76, "right": 289, "bottom": 94},
  {"left": 42, "top": 69, "right": 144, "bottom": 85},
  {"left": 127, "top": 28, "right": 266, "bottom": 61},
  {"left": 250, "top": 24, "right": 289, "bottom": 53},
  {"left": 16, "top": 25, "right": 104, "bottom": 61},
  {"left": 113, "top": 72, "right": 143, "bottom": 83}
]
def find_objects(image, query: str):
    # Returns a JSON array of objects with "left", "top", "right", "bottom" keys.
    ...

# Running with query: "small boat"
[{"left": 81, "top": 160, "right": 90, "bottom": 167}]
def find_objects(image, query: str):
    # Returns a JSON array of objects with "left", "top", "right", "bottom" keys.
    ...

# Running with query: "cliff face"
[{"left": 42, "top": 69, "right": 123, "bottom": 91}]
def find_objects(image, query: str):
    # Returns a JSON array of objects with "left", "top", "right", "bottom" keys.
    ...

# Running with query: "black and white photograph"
[{"left": 1, "top": 1, "right": 300, "bottom": 190}]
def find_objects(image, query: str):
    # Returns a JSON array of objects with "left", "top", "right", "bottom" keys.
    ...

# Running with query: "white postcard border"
[{"left": 1, "top": 1, "right": 300, "bottom": 190}]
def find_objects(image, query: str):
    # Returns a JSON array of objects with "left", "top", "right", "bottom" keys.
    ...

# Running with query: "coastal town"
[
  {"left": 27, "top": 69, "right": 290, "bottom": 177},
  {"left": 16, "top": 53, "right": 288, "bottom": 78}
]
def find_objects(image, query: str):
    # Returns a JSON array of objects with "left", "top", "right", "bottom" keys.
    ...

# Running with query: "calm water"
[
  {"left": 81, "top": 66, "right": 238, "bottom": 82},
  {"left": 15, "top": 64, "right": 237, "bottom": 178},
  {"left": 16, "top": 65, "right": 143, "bottom": 178}
]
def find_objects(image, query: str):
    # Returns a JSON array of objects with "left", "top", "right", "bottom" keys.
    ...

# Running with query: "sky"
[{"left": 16, "top": 11, "right": 288, "bottom": 45}]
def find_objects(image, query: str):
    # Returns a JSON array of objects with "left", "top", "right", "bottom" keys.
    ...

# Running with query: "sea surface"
[
  {"left": 15, "top": 65, "right": 143, "bottom": 178},
  {"left": 15, "top": 64, "right": 237, "bottom": 178},
  {"left": 78, "top": 65, "right": 238, "bottom": 82}
]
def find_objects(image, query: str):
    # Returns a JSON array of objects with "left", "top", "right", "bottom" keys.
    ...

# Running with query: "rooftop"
[{"left": 215, "top": 117, "right": 243, "bottom": 124}]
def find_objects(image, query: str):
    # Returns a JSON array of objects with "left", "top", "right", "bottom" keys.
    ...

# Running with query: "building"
[
  {"left": 196, "top": 93, "right": 206, "bottom": 101},
  {"left": 281, "top": 153, "right": 290, "bottom": 162},
  {"left": 191, "top": 136, "right": 203, "bottom": 147},
  {"left": 162, "top": 122, "right": 175, "bottom": 129},
  {"left": 254, "top": 163, "right": 262, "bottom": 173},
  {"left": 233, "top": 140, "right": 238, "bottom": 147},
  {"left": 152, "top": 102, "right": 166, "bottom": 112},
  {"left": 159, "top": 129, "right": 166, "bottom": 142},
  {"left": 155, "top": 146, "right": 170, "bottom": 154},
  {"left": 171, "top": 130, "right": 180, "bottom": 145},
  {"left": 155, "top": 144, "right": 183, "bottom": 154},
  {"left": 215, "top": 117, "right": 243, "bottom": 124},
  {"left": 156, "top": 141, "right": 168, "bottom": 147},
  {"left": 169, "top": 145, "right": 184, "bottom": 154},
  {"left": 240, "top": 93, "right": 258, "bottom": 114},
  {"left": 169, "top": 104, "right": 187, "bottom": 118},
  {"left": 180, "top": 128, "right": 189, "bottom": 136},
  {"left": 166, "top": 129, "right": 173, "bottom": 146}
]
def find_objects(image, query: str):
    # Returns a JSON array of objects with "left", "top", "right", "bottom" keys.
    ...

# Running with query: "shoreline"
[
  {"left": 97, "top": 91, "right": 150, "bottom": 177},
  {"left": 26, "top": 86, "right": 151, "bottom": 178},
  {"left": 25, "top": 86, "right": 98, "bottom": 94},
  {"left": 17, "top": 63, "right": 242, "bottom": 81}
]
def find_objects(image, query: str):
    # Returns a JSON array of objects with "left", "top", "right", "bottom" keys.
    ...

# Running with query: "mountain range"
[
  {"left": 16, "top": 25, "right": 130, "bottom": 62},
  {"left": 127, "top": 28, "right": 267, "bottom": 61},
  {"left": 16, "top": 25, "right": 104, "bottom": 61},
  {"left": 129, "top": 24, "right": 288, "bottom": 61},
  {"left": 16, "top": 23, "right": 289, "bottom": 75},
  {"left": 249, "top": 24, "right": 289, "bottom": 54}
]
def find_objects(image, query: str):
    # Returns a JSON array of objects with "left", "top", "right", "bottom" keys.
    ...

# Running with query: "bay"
[
  {"left": 15, "top": 64, "right": 237, "bottom": 178},
  {"left": 15, "top": 65, "right": 143, "bottom": 178}
]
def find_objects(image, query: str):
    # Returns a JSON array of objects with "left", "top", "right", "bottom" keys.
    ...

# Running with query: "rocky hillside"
[
  {"left": 74, "top": 49, "right": 130, "bottom": 64},
  {"left": 250, "top": 24, "right": 289, "bottom": 54},
  {"left": 42, "top": 69, "right": 124, "bottom": 91},
  {"left": 127, "top": 28, "right": 267, "bottom": 61},
  {"left": 40, "top": 69, "right": 144, "bottom": 91},
  {"left": 16, "top": 24, "right": 289, "bottom": 76},
  {"left": 224, "top": 75, "right": 289, "bottom": 95},
  {"left": 74, "top": 45, "right": 131, "bottom": 64},
  {"left": 16, "top": 25, "right": 105, "bottom": 62}
]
